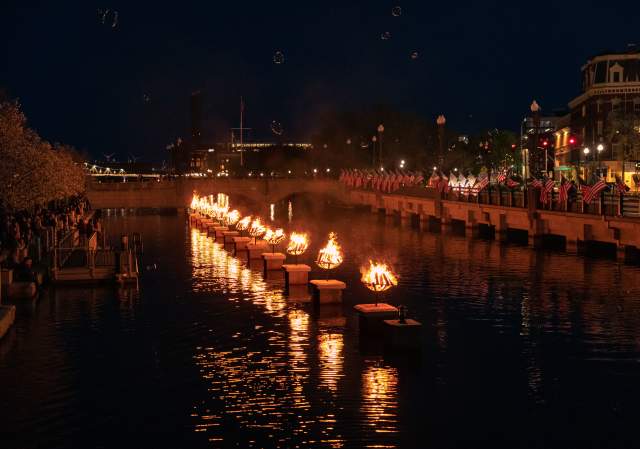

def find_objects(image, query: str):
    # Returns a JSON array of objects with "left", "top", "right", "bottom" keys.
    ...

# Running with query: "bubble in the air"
[
  {"left": 392, "top": 6, "right": 402, "bottom": 17},
  {"left": 270, "top": 120, "right": 284, "bottom": 135},
  {"left": 273, "top": 51, "right": 285, "bottom": 64},
  {"left": 381, "top": 31, "right": 391, "bottom": 40},
  {"left": 143, "top": 94, "right": 150, "bottom": 103},
  {"left": 97, "top": 8, "right": 118, "bottom": 28},
  {"left": 410, "top": 50, "right": 419, "bottom": 60}
]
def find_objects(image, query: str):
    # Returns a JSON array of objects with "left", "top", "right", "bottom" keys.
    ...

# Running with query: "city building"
[{"left": 554, "top": 46, "right": 640, "bottom": 183}]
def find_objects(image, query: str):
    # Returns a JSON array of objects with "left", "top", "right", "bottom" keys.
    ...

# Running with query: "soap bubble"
[
  {"left": 410, "top": 50, "right": 419, "bottom": 60},
  {"left": 97, "top": 8, "right": 118, "bottom": 28},
  {"left": 381, "top": 31, "right": 391, "bottom": 40},
  {"left": 143, "top": 94, "right": 150, "bottom": 103},
  {"left": 273, "top": 50, "right": 285, "bottom": 64},
  {"left": 270, "top": 120, "right": 284, "bottom": 135},
  {"left": 392, "top": 6, "right": 402, "bottom": 17}
]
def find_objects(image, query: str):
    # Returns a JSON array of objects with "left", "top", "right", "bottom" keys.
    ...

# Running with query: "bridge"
[
  {"left": 86, "top": 177, "right": 344, "bottom": 211},
  {"left": 87, "top": 177, "right": 640, "bottom": 262}
]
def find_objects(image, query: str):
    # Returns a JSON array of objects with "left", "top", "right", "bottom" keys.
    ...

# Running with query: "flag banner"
[{"left": 581, "top": 179, "right": 607, "bottom": 204}]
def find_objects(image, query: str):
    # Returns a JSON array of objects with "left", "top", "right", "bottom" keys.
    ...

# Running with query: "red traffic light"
[{"left": 569, "top": 137, "right": 576, "bottom": 145}]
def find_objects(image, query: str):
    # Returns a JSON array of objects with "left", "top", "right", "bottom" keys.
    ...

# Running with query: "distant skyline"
[{"left": 2, "top": 0, "right": 640, "bottom": 162}]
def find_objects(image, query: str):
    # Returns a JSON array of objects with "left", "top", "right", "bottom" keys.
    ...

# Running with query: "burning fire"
[
  {"left": 226, "top": 210, "right": 241, "bottom": 226},
  {"left": 190, "top": 193, "right": 200, "bottom": 210},
  {"left": 361, "top": 261, "right": 398, "bottom": 292},
  {"left": 316, "top": 232, "right": 343, "bottom": 270},
  {"left": 236, "top": 216, "right": 252, "bottom": 231},
  {"left": 248, "top": 218, "right": 267, "bottom": 238},
  {"left": 264, "top": 228, "right": 286, "bottom": 245},
  {"left": 286, "top": 232, "right": 309, "bottom": 256}
]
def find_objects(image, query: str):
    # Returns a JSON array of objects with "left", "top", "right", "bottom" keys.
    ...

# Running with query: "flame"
[
  {"left": 316, "top": 232, "right": 343, "bottom": 270},
  {"left": 248, "top": 218, "right": 267, "bottom": 238},
  {"left": 236, "top": 216, "right": 251, "bottom": 231},
  {"left": 286, "top": 232, "right": 309, "bottom": 256},
  {"left": 264, "top": 228, "right": 286, "bottom": 245},
  {"left": 226, "top": 210, "right": 241, "bottom": 226},
  {"left": 360, "top": 260, "right": 398, "bottom": 292},
  {"left": 190, "top": 193, "right": 200, "bottom": 210}
]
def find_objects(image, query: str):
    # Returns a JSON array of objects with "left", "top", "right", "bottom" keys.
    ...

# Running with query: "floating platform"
[
  {"left": 282, "top": 264, "right": 311, "bottom": 287},
  {"left": 309, "top": 279, "right": 346, "bottom": 304},
  {"left": 383, "top": 319, "right": 422, "bottom": 349},
  {"left": 354, "top": 303, "right": 399, "bottom": 333},
  {"left": 262, "top": 253, "right": 286, "bottom": 271}
]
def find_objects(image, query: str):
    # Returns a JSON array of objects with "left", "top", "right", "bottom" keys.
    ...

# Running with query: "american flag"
[
  {"left": 506, "top": 178, "right": 520, "bottom": 189},
  {"left": 540, "top": 179, "right": 555, "bottom": 204},
  {"left": 530, "top": 179, "right": 543, "bottom": 189},
  {"left": 557, "top": 178, "right": 572, "bottom": 203},
  {"left": 616, "top": 177, "right": 629, "bottom": 196},
  {"left": 496, "top": 172, "right": 507, "bottom": 184},
  {"left": 474, "top": 176, "right": 489, "bottom": 193},
  {"left": 582, "top": 179, "right": 607, "bottom": 204}
]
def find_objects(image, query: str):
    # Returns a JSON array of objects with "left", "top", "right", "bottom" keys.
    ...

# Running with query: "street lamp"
[
  {"left": 436, "top": 115, "right": 446, "bottom": 167},
  {"left": 583, "top": 147, "right": 590, "bottom": 176},
  {"left": 377, "top": 124, "right": 385, "bottom": 167},
  {"left": 371, "top": 135, "right": 377, "bottom": 167},
  {"left": 530, "top": 100, "right": 541, "bottom": 178},
  {"left": 597, "top": 143, "right": 605, "bottom": 170}
]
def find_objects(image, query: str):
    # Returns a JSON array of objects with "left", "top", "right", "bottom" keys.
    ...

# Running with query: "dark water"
[{"left": 2, "top": 202, "right": 640, "bottom": 449}]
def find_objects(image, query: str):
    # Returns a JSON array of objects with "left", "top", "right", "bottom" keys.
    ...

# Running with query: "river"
[{"left": 1, "top": 199, "right": 640, "bottom": 449}]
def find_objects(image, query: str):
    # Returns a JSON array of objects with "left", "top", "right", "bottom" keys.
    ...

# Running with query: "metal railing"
[{"left": 442, "top": 186, "right": 640, "bottom": 217}]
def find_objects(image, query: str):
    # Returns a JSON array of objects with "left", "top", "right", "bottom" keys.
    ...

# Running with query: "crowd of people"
[{"left": 0, "top": 195, "right": 100, "bottom": 282}]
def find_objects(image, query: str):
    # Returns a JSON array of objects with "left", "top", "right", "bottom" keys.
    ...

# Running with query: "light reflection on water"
[
  {"left": 4, "top": 209, "right": 640, "bottom": 449},
  {"left": 189, "top": 227, "right": 367, "bottom": 447},
  {"left": 361, "top": 362, "right": 399, "bottom": 436}
]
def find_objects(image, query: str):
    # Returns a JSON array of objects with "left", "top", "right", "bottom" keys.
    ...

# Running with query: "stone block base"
[
  {"left": 233, "top": 237, "right": 252, "bottom": 255},
  {"left": 247, "top": 242, "right": 269, "bottom": 260},
  {"left": 282, "top": 264, "right": 311, "bottom": 286},
  {"left": 223, "top": 231, "right": 239, "bottom": 243},
  {"left": 383, "top": 319, "right": 422, "bottom": 349},
  {"left": 354, "top": 303, "right": 399, "bottom": 333},
  {"left": 262, "top": 253, "right": 286, "bottom": 271},
  {"left": 310, "top": 279, "right": 346, "bottom": 304},
  {"left": 214, "top": 226, "right": 229, "bottom": 239}
]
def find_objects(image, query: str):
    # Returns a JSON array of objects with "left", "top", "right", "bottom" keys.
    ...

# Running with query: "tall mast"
[{"left": 240, "top": 96, "right": 244, "bottom": 167}]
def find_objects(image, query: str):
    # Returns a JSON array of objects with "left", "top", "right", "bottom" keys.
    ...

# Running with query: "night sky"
[{"left": 2, "top": 1, "right": 639, "bottom": 162}]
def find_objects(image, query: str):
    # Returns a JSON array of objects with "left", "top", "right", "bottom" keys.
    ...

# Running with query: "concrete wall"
[{"left": 349, "top": 189, "right": 640, "bottom": 262}]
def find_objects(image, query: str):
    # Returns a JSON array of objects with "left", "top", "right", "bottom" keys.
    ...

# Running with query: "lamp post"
[
  {"left": 436, "top": 115, "right": 446, "bottom": 168},
  {"left": 377, "top": 124, "right": 385, "bottom": 167},
  {"left": 597, "top": 143, "right": 605, "bottom": 174},
  {"left": 583, "top": 147, "right": 590, "bottom": 178},
  {"left": 530, "top": 100, "right": 541, "bottom": 178},
  {"left": 371, "top": 135, "right": 377, "bottom": 168}
]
